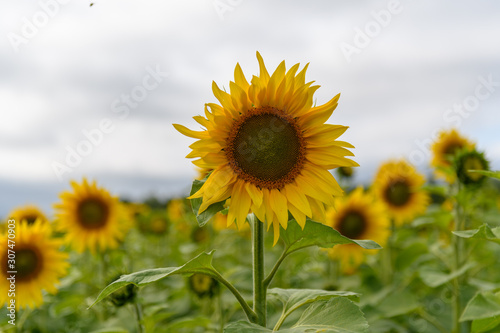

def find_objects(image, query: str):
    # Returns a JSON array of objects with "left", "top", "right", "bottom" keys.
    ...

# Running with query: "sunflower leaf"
[
  {"left": 268, "top": 288, "right": 360, "bottom": 330},
  {"left": 281, "top": 219, "right": 382, "bottom": 253},
  {"left": 287, "top": 297, "right": 369, "bottom": 332},
  {"left": 190, "top": 178, "right": 226, "bottom": 227},
  {"left": 453, "top": 224, "right": 500, "bottom": 245},
  {"left": 89, "top": 251, "right": 217, "bottom": 308},
  {"left": 224, "top": 321, "right": 271, "bottom": 332},
  {"left": 467, "top": 170, "right": 500, "bottom": 180},
  {"left": 460, "top": 291, "right": 500, "bottom": 322},
  {"left": 224, "top": 298, "right": 368, "bottom": 332}
]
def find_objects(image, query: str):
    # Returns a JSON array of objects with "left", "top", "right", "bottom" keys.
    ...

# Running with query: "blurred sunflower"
[
  {"left": 174, "top": 52, "right": 357, "bottom": 245},
  {"left": 431, "top": 129, "right": 475, "bottom": 182},
  {"left": 167, "top": 199, "right": 191, "bottom": 234},
  {"left": 8, "top": 205, "right": 48, "bottom": 225},
  {"left": 336, "top": 166, "right": 354, "bottom": 179},
  {"left": 54, "top": 178, "right": 130, "bottom": 253},
  {"left": 373, "top": 160, "right": 429, "bottom": 225},
  {"left": 0, "top": 221, "right": 68, "bottom": 309},
  {"left": 454, "top": 149, "right": 489, "bottom": 186},
  {"left": 188, "top": 273, "right": 219, "bottom": 298},
  {"left": 325, "top": 187, "right": 389, "bottom": 274}
]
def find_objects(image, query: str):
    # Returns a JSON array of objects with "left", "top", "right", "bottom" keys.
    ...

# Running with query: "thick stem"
[{"left": 252, "top": 214, "right": 266, "bottom": 327}]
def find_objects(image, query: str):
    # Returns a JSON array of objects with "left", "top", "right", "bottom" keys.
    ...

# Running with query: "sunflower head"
[
  {"left": 0, "top": 220, "right": 69, "bottom": 310},
  {"left": 325, "top": 187, "right": 389, "bottom": 274},
  {"left": 188, "top": 273, "right": 219, "bottom": 298},
  {"left": 336, "top": 166, "right": 354, "bottom": 179},
  {"left": 174, "top": 52, "right": 358, "bottom": 245},
  {"left": 137, "top": 209, "right": 169, "bottom": 236},
  {"left": 373, "top": 160, "right": 429, "bottom": 225},
  {"left": 8, "top": 205, "right": 48, "bottom": 226},
  {"left": 431, "top": 129, "right": 475, "bottom": 182},
  {"left": 54, "top": 178, "right": 131, "bottom": 254},
  {"left": 108, "top": 274, "right": 137, "bottom": 307},
  {"left": 454, "top": 149, "right": 490, "bottom": 186}
]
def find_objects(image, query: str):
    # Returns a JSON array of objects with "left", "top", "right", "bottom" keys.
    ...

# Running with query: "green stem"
[
  {"left": 382, "top": 220, "right": 396, "bottom": 284},
  {"left": 210, "top": 270, "right": 257, "bottom": 323},
  {"left": 251, "top": 214, "right": 266, "bottom": 327},
  {"left": 451, "top": 183, "right": 464, "bottom": 333},
  {"left": 134, "top": 301, "right": 145, "bottom": 333}
]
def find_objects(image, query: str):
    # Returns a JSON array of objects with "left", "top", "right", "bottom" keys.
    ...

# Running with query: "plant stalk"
[{"left": 252, "top": 214, "right": 266, "bottom": 327}]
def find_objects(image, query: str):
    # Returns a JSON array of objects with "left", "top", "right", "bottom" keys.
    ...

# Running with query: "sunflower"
[
  {"left": 0, "top": 220, "right": 68, "bottom": 310},
  {"left": 431, "top": 129, "right": 475, "bottom": 182},
  {"left": 372, "top": 160, "right": 429, "bottom": 225},
  {"left": 54, "top": 178, "right": 130, "bottom": 253},
  {"left": 8, "top": 205, "right": 48, "bottom": 225},
  {"left": 454, "top": 149, "right": 489, "bottom": 186},
  {"left": 188, "top": 273, "right": 219, "bottom": 298},
  {"left": 174, "top": 52, "right": 357, "bottom": 245},
  {"left": 325, "top": 187, "right": 389, "bottom": 274}
]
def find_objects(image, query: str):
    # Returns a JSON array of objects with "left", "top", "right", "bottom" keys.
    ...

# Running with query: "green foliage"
[
  {"left": 190, "top": 178, "right": 226, "bottom": 227},
  {"left": 280, "top": 219, "right": 381, "bottom": 253},
  {"left": 225, "top": 298, "right": 368, "bottom": 332},
  {"left": 90, "top": 251, "right": 218, "bottom": 307},
  {"left": 453, "top": 223, "right": 500, "bottom": 245}
]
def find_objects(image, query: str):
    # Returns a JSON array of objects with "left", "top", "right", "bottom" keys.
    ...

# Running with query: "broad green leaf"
[
  {"left": 90, "top": 251, "right": 216, "bottom": 308},
  {"left": 419, "top": 262, "right": 475, "bottom": 288},
  {"left": 286, "top": 297, "right": 369, "bottom": 333},
  {"left": 225, "top": 299, "right": 368, "bottom": 332},
  {"left": 190, "top": 178, "right": 226, "bottom": 227},
  {"left": 224, "top": 321, "right": 271, "bottom": 332},
  {"left": 395, "top": 242, "right": 428, "bottom": 271},
  {"left": 281, "top": 219, "right": 381, "bottom": 253},
  {"left": 468, "top": 170, "right": 500, "bottom": 180},
  {"left": 376, "top": 290, "right": 420, "bottom": 318},
  {"left": 268, "top": 288, "right": 359, "bottom": 315},
  {"left": 472, "top": 316, "right": 500, "bottom": 333},
  {"left": 461, "top": 291, "right": 500, "bottom": 322},
  {"left": 453, "top": 224, "right": 500, "bottom": 245}
]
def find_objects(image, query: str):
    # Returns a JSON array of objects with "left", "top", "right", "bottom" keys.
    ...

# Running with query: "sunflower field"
[{"left": 1, "top": 52, "right": 499, "bottom": 333}]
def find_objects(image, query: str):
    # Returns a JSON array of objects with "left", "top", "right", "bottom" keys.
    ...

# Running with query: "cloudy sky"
[{"left": 1, "top": 0, "right": 499, "bottom": 218}]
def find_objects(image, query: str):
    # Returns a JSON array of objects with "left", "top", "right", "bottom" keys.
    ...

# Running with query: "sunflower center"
[
  {"left": 463, "top": 156, "right": 485, "bottom": 181},
  {"left": 15, "top": 248, "right": 42, "bottom": 281},
  {"left": 77, "top": 199, "right": 109, "bottom": 229},
  {"left": 338, "top": 211, "right": 366, "bottom": 239},
  {"left": 385, "top": 180, "right": 411, "bottom": 206},
  {"left": 226, "top": 107, "right": 305, "bottom": 189},
  {"left": 23, "top": 215, "right": 39, "bottom": 225}
]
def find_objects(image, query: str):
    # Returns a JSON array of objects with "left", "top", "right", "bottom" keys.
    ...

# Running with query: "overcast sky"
[{"left": 1, "top": 0, "right": 499, "bottom": 218}]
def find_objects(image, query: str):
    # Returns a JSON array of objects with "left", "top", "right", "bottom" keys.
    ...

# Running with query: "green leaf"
[
  {"left": 468, "top": 170, "right": 500, "bottom": 180},
  {"left": 269, "top": 288, "right": 359, "bottom": 315},
  {"left": 269, "top": 288, "right": 360, "bottom": 330},
  {"left": 453, "top": 224, "right": 500, "bottom": 245},
  {"left": 224, "top": 321, "right": 271, "bottom": 332},
  {"left": 376, "top": 290, "right": 420, "bottom": 318},
  {"left": 461, "top": 291, "right": 500, "bottom": 322},
  {"left": 286, "top": 297, "right": 369, "bottom": 332},
  {"left": 90, "top": 251, "right": 217, "bottom": 308},
  {"left": 419, "top": 262, "right": 475, "bottom": 288},
  {"left": 190, "top": 178, "right": 226, "bottom": 227},
  {"left": 280, "top": 219, "right": 382, "bottom": 254},
  {"left": 225, "top": 298, "right": 368, "bottom": 332},
  {"left": 471, "top": 316, "right": 500, "bottom": 333}
]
